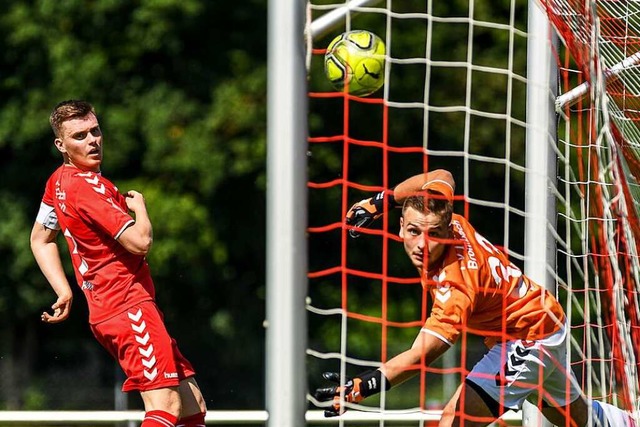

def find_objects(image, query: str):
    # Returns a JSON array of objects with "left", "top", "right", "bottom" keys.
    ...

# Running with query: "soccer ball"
[{"left": 324, "top": 30, "right": 386, "bottom": 97}]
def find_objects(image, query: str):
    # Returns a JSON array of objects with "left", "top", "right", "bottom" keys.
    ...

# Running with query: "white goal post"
[{"left": 555, "top": 51, "right": 640, "bottom": 111}]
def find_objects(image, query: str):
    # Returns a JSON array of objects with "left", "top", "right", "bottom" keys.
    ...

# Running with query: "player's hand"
[
  {"left": 124, "top": 190, "right": 146, "bottom": 212},
  {"left": 41, "top": 293, "right": 73, "bottom": 323},
  {"left": 124, "top": 190, "right": 147, "bottom": 213},
  {"left": 346, "top": 191, "right": 392, "bottom": 238},
  {"left": 314, "top": 372, "right": 365, "bottom": 417}
]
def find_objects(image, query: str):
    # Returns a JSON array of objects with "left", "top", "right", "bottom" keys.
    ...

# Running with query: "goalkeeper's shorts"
[
  {"left": 466, "top": 324, "right": 582, "bottom": 410},
  {"left": 91, "top": 300, "right": 196, "bottom": 392}
]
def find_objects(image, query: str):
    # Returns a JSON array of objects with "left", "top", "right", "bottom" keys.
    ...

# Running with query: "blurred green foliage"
[{"left": 0, "top": 0, "right": 267, "bottom": 410}]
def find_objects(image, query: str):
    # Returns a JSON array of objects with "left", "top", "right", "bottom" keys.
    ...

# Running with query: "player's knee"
[
  {"left": 167, "top": 397, "right": 182, "bottom": 418},
  {"left": 155, "top": 394, "right": 182, "bottom": 418},
  {"left": 141, "top": 387, "right": 183, "bottom": 418},
  {"left": 179, "top": 377, "right": 207, "bottom": 414}
]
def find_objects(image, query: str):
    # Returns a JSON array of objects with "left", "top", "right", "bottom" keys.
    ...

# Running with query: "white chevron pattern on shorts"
[
  {"left": 141, "top": 355, "right": 156, "bottom": 369},
  {"left": 139, "top": 344, "right": 154, "bottom": 358},
  {"left": 128, "top": 308, "right": 158, "bottom": 381},
  {"left": 143, "top": 367, "right": 158, "bottom": 381},
  {"left": 127, "top": 309, "right": 142, "bottom": 322},
  {"left": 131, "top": 320, "right": 146, "bottom": 333},
  {"left": 135, "top": 332, "right": 150, "bottom": 345}
]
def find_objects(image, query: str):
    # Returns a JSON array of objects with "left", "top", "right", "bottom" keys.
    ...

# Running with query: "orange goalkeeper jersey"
[{"left": 422, "top": 214, "right": 565, "bottom": 348}]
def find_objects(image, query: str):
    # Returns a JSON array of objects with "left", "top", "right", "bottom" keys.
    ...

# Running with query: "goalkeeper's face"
[{"left": 399, "top": 206, "right": 450, "bottom": 271}]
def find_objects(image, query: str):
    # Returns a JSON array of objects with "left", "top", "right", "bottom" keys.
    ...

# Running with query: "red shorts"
[{"left": 90, "top": 300, "right": 196, "bottom": 392}]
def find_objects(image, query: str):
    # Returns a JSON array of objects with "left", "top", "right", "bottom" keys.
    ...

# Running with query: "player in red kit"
[
  {"left": 315, "top": 170, "right": 635, "bottom": 427},
  {"left": 30, "top": 100, "right": 207, "bottom": 427}
]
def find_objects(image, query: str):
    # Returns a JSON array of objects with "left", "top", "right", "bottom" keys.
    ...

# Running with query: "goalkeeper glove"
[
  {"left": 314, "top": 370, "right": 391, "bottom": 417},
  {"left": 345, "top": 190, "right": 398, "bottom": 238}
]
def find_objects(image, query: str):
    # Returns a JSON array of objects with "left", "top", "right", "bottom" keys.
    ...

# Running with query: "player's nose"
[{"left": 89, "top": 137, "right": 102, "bottom": 149}]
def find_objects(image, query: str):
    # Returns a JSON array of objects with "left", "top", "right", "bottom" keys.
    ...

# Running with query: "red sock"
[
  {"left": 141, "top": 410, "right": 178, "bottom": 427},
  {"left": 176, "top": 412, "right": 206, "bottom": 427}
]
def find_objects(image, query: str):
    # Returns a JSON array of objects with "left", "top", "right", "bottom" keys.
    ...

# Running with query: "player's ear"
[
  {"left": 399, "top": 217, "right": 405, "bottom": 239},
  {"left": 53, "top": 138, "right": 66, "bottom": 153}
]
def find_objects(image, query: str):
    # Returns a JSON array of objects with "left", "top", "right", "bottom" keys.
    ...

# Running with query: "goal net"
[
  {"left": 305, "top": 0, "right": 640, "bottom": 423},
  {"left": 539, "top": 0, "right": 640, "bottom": 412}
]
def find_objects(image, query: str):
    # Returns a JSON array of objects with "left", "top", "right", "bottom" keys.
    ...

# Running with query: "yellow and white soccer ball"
[{"left": 324, "top": 30, "right": 386, "bottom": 97}]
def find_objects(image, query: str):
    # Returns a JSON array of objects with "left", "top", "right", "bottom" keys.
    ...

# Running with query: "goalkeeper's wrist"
[
  {"left": 357, "top": 369, "right": 392, "bottom": 398},
  {"left": 372, "top": 189, "right": 399, "bottom": 213}
]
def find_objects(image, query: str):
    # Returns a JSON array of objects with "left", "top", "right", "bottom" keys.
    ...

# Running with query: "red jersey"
[
  {"left": 422, "top": 214, "right": 565, "bottom": 347},
  {"left": 40, "top": 164, "right": 155, "bottom": 324}
]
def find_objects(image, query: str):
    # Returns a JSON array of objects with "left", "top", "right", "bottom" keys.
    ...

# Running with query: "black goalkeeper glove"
[
  {"left": 314, "top": 370, "right": 391, "bottom": 417},
  {"left": 345, "top": 190, "right": 398, "bottom": 238}
]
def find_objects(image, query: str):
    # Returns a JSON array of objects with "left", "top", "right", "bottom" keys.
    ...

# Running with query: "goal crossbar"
[{"left": 308, "top": 0, "right": 384, "bottom": 41}]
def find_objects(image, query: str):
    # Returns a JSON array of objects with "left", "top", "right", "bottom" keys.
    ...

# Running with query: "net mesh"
[
  {"left": 306, "top": 0, "right": 640, "bottom": 422},
  {"left": 540, "top": 0, "right": 640, "bottom": 412}
]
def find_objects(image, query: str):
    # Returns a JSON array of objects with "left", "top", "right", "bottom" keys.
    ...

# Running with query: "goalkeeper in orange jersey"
[{"left": 315, "top": 170, "right": 635, "bottom": 427}]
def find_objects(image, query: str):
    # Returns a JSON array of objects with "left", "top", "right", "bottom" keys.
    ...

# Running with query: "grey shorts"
[{"left": 466, "top": 325, "right": 582, "bottom": 410}]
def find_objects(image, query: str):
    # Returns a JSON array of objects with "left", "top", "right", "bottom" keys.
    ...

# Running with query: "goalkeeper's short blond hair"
[{"left": 402, "top": 191, "right": 453, "bottom": 227}]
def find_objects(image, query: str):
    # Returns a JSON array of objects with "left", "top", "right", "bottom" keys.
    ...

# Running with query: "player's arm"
[
  {"left": 314, "top": 330, "right": 450, "bottom": 417},
  {"left": 346, "top": 169, "right": 455, "bottom": 237},
  {"left": 117, "top": 190, "right": 153, "bottom": 256},
  {"left": 30, "top": 221, "right": 73, "bottom": 323},
  {"left": 392, "top": 169, "right": 455, "bottom": 205},
  {"left": 380, "top": 330, "right": 450, "bottom": 385}
]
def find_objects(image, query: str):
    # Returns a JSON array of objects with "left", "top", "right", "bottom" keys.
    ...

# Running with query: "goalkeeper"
[{"left": 315, "top": 169, "right": 635, "bottom": 427}]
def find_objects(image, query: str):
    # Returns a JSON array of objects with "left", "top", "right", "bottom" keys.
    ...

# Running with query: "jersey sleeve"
[
  {"left": 37, "top": 176, "right": 60, "bottom": 229},
  {"left": 35, "top": 202, "right": 60, "bottom": 230},
  {"left": 75, "top": 181, "right": 135, "bottom": 239}
]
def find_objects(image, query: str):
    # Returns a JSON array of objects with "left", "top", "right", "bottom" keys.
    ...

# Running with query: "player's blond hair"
[
  {"left": 402, "top": 191, "right": 453, "bottom": 226},
  {"left": 50, "top": 100, "right": 96, "bottom": 138}
]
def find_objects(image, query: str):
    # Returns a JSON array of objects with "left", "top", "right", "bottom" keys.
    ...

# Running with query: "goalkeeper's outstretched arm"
[
  {"left": 315, "top": 331, "right": 451, "bottom": 416},
  {"left": 345, "top": 169, "right": 455, "bottom": 237},
  {"left": 379, "top": 329, "right": 451, "bottom": 386},
  {"left": 392, "top": 169, "right": 455, "bottom": 205}
]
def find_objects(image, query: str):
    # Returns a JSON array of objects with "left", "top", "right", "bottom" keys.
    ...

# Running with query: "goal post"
[
  {"left": 266, "top": 0, "right": 308, "bottom": 426},
  {"left": 523, "top": 1, "right": 557, "bottom": 426}
]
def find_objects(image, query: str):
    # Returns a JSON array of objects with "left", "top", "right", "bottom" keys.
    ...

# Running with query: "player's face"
[
  {"left": 55, "top": 113, "right": 103, "bottom": 172},
  {"left": 399, "top": 206, "right": 450, "bottom": 271}
]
